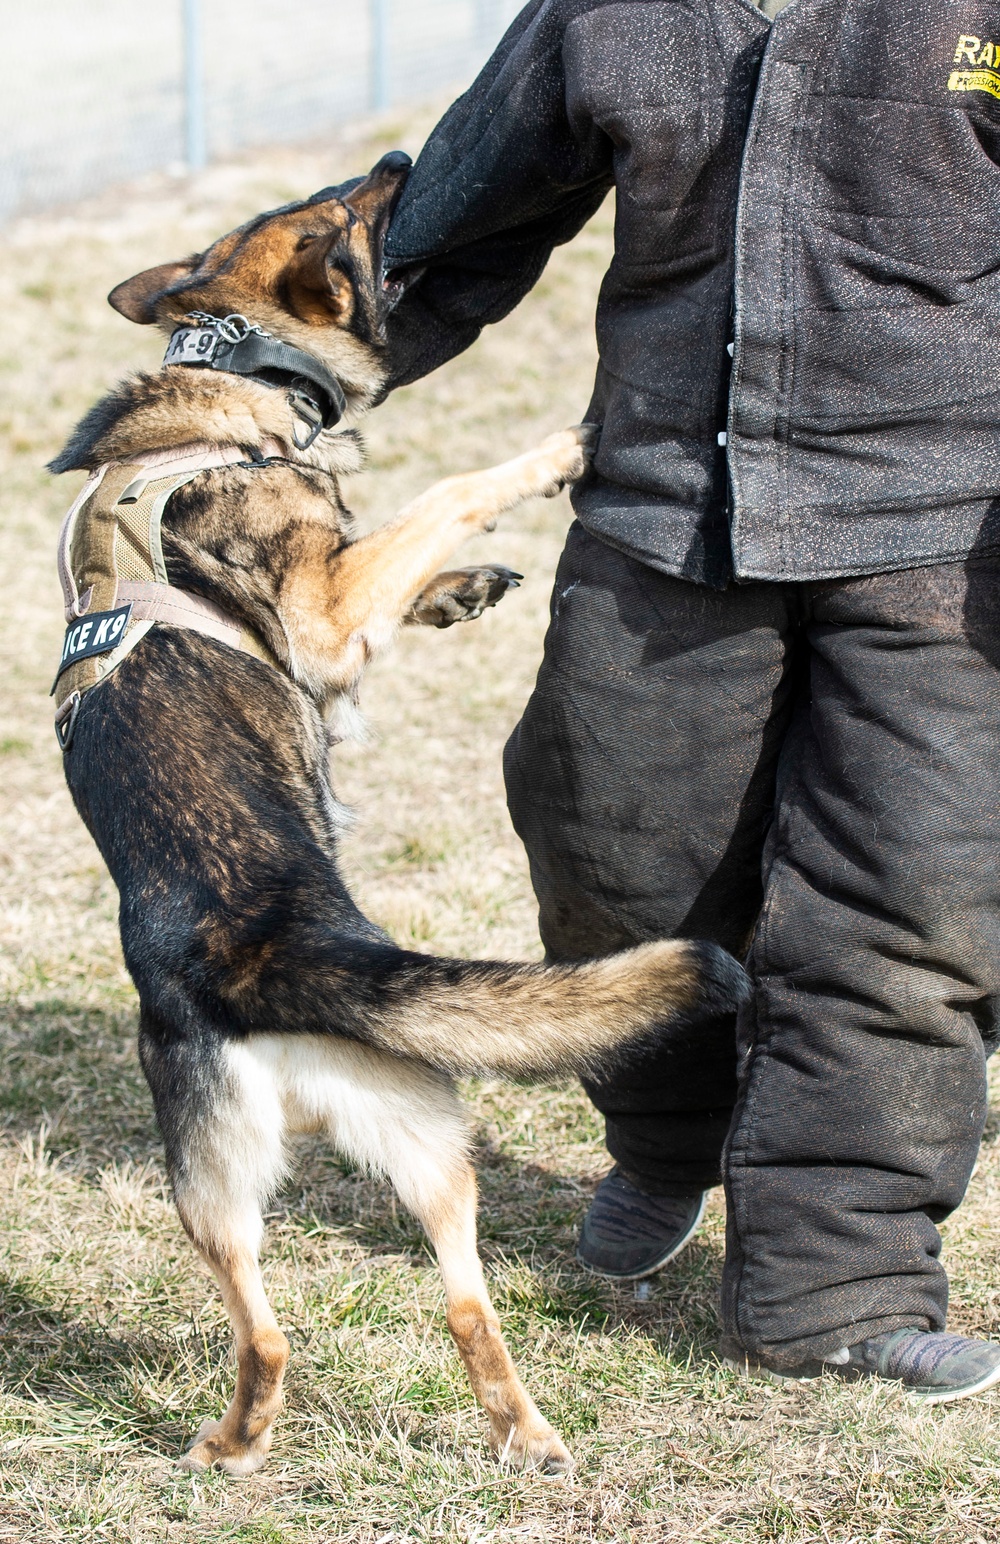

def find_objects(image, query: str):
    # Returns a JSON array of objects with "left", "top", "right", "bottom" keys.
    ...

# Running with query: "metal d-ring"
[{"left": 54, "top": 691, "right": 82, "bottom": 752}]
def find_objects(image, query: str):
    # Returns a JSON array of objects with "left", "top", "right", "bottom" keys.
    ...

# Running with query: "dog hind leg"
[
  {"left": 179, "top": 1237, "right": 290, "bottom": 1475},
  {"left": 143, "top": 1035, "right": 291, "bottom": 1475},
  {"left": 289, "top": 1040, "right": 574, "bottom": 1472},
  {"left": 158, "top": 1033, "right": 572, "bottom": 1474},
  {"left": 417, "top": 1161, "right": 574, "bottom": 1473}
]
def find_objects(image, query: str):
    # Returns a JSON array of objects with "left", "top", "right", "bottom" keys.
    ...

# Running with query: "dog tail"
[{"left": 321, "top": 937, "right": 749, "bottom": 1079}]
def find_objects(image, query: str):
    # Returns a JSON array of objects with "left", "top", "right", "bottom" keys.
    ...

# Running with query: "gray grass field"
[{"left": 1, "top": 111, "right": 1000, "bottom": 1544}]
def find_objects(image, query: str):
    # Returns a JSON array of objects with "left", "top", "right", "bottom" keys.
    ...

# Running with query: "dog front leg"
[
  {"left": 336, "top": 425, "right": 592, "bottom": 635},
  {"left": 281, "top": 427, "right": 593, "bottom": 684}
]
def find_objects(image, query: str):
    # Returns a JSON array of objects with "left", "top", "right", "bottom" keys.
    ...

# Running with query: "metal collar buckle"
[
  {"left": 164, "top": 312, "right": 268, "bottom": 367},
  {"left": 185, "top": 311, "right": 267, "bottom": 343}
]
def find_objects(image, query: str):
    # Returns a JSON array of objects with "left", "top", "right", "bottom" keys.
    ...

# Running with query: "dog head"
[{"left": 107, "top": 150, "right": 414, "bottom": 400}]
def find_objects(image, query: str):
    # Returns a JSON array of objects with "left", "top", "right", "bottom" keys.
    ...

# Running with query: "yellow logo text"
[
  {"left": 950, "top": 34, "right": 1000, "bottom": 96},
  {"left": 953, "top": 33, "right": 1000, "bottom": 65}
]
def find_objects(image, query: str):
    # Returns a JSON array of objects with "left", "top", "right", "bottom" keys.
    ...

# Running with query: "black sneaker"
[
  {"left": 577, "top": 1167, "right": 706, "bottom": 1280},
  {"left": 725, "top": 1328, "right": 1000, "bottom": 1406}
]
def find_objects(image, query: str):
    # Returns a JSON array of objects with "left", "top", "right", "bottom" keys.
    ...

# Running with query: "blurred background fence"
[{"left": 1, "top": 0, "right": 522, "bottom": 224}]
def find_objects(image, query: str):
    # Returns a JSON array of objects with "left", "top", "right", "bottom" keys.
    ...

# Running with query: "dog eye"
[{"left": 296, "top": 234, "right": 318, "bottom": 250}]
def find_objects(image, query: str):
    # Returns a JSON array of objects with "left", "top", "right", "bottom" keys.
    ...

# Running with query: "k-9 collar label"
[
  {"left": 164, "top": 326, "right": 223, "bottom": 365},
  {"left": 59, "top": 603, "right": 133, "bottom": 669}
]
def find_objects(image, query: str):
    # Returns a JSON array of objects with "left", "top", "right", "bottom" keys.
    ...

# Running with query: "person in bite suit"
[{"left": 377, "top": 0, "right": 1000, "bottom": 1398}]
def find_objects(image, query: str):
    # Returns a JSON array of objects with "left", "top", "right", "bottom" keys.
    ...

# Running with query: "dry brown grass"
[{"left": 2, "top": 109, "right": 1000, "bottom": 1544}]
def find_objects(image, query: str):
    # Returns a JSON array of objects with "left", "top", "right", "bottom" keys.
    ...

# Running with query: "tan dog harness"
[{"left": 53, "top": 440, "right": 283, "bottom": 749}]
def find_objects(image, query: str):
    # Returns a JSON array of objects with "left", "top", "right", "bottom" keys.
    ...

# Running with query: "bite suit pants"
[{"left": 503, "top": 523, "right": 1000, "bottom": 1366}]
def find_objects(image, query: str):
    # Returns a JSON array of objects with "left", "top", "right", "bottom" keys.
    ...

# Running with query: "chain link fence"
[{"left": 1, "top": 0, "right": 521, "bottom": 224}]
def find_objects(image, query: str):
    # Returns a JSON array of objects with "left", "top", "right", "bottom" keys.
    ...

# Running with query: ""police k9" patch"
[{"left": 57, "top": 603, "right": 133, "bottom": 675}]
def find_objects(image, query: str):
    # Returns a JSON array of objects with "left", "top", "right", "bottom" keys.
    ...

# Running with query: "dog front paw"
[
  {"left": 406, "top": 565, "right": 523, "bottom": 628},
  {"left": 530, "top": 423, "right": 599, "bottom": 498}
]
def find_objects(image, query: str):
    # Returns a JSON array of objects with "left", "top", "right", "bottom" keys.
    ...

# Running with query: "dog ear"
[
  {"left": 108, "top": 259, "right": 196, "bottom": 324},
  {"left": 283, "top": 232, "right": 356, "bottom": 325}
]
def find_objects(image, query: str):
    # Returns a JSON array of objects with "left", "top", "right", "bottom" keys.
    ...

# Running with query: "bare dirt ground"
[{"left": 2, "top": 109, "right": 1000, "bottom": 1544}]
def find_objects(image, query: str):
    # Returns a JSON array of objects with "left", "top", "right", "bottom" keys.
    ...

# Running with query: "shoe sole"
[
  {"left": 576, "top": 1192, "right": 707, "bottom": 1282},
  {"left": 907, "top": 1357, "right": 1000, "bottom": 1406},
  {"left": 723, "top": 1354, "right": 1000, "bottom": 1405}
]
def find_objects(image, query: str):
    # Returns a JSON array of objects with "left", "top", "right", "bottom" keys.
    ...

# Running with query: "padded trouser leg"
[
  {"left": 722, "top": 563, "right": 1000, "bottom": 1366},
  {"left": 504, "top": 524, "right": 798, "bottom": 1193}
]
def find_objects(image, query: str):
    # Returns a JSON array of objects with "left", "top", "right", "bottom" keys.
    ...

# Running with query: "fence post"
[
  {"left": 183, "top": 0, "right": 207, "bottom": 171},
  {"left": 370, "top": 0, "right": 391, "bottom": 111}
]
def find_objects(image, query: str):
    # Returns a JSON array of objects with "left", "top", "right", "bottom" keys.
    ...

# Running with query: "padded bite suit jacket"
[{"left": 385, "top": 0, "right": 1000, "bottom": 587}]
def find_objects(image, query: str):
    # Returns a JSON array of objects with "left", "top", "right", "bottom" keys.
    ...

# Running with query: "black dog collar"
[{"left": 164, "top": 312, "right": 347, "bottom": 450}]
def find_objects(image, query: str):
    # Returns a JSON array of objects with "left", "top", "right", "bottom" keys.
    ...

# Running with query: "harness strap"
[
  {"left": 114, "top": 579, "right": 278, "bottom": 670},
  {"left": 57, "top": 465, "right": 108, "bottom": 621},
  {"left": 115, "top": 580, "right": 243, "bottom": 646},
  {"left": 53, "top": 439, "right": 286, "bottom": 746},
  {"left": 55, "top": 439, "right": 285, "bottom": 623}
]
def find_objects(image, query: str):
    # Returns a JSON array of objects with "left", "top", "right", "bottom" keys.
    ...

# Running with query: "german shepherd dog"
[{"left": 49, "top": 152, "right": 748, "bottom": 1476}]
